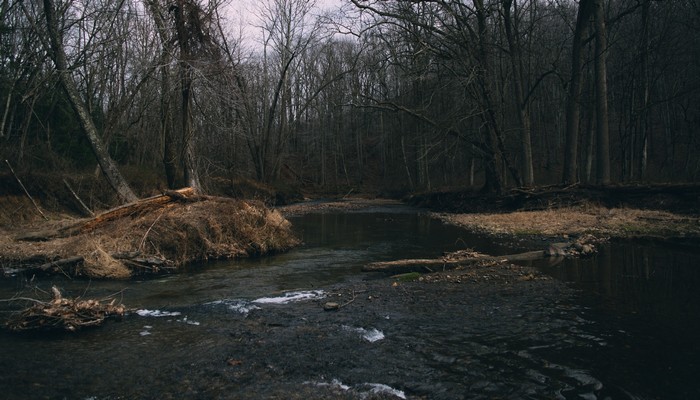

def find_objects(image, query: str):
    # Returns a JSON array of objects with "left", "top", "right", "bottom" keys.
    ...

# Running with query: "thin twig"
[
  {"left": 139, "top": 209, "right": 165, "bottom": 251},
  {"left": 0, "top": 297, "right": 51, "bottom": 305},
  {"left": 63, "top": 178, "right": 94, "bottom": 217},
  {"left": 338, "top": 289, "right": 356, "bottom": 308},
  {"left": 5, "top": 159, "right": 48, "bottom": 220}
]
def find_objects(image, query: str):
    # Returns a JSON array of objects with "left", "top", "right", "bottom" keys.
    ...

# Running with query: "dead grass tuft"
[{"left": 80, "top": 247, "right": 131, "bottom": 279}]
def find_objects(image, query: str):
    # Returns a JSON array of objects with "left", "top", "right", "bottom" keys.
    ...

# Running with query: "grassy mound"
[{"left": 1, "top": 191, "right": 300, "bottom": 279}]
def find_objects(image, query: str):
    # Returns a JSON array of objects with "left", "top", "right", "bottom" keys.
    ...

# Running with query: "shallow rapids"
[{"left": 1, "top": 207, "right": 699, "bottom": 399}]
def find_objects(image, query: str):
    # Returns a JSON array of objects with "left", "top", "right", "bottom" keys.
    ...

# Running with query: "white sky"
[{"left": 222, "top": 0, "right": 346, "bottom": 52}]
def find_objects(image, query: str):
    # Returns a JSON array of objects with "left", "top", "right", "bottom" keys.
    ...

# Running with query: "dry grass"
[
  {"left": 0, "top": 196, "right": 300, "bottom": 279},
  {"left": 435, "top": 205, "right": 700, "bottom": 238}
]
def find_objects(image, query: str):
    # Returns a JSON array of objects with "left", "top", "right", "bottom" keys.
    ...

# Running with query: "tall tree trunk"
[
  {"left": 42, "top": 0, "right": 137, "bottom": 203},
  {"left": 173, "top": 0, "right": 201, "bottom": 191},
  {"left": 594, "top": 0, "right": 611, "bottom": 185},
  {"left": 180, "top": 64, "right": 200, "bottom": 189},
  {"left": 637, "top": 0, "right": 650, "bottom": 180},
  {"left": 147, "top": 0, "right": 180, "bottom": 189},
  {"left": 475, "top": 0, "right": 505, "bottom": 194},
  {"left": 502, "top": 0, "right": 534, "bottom": 186},
  {"left": 562, "top": 0, "right": 593, "bottom": 184}
]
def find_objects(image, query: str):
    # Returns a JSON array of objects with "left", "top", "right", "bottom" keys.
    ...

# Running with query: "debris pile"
[{"left": 5, "top": 286, "right": 126, "bottom": 332}]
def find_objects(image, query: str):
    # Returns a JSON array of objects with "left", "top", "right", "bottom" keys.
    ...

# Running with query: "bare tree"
[
  {"left": 42, "top": 0, "right": 137, "bottom": 202},
  {"left": 501, "top": 0, "right": 534, "bottom": 186},
  {"left": 593, "top": 0, "right": 610, "bottom": 184},
  {"left": 562, "top": 0, "right": 593, "bottom": 184}
]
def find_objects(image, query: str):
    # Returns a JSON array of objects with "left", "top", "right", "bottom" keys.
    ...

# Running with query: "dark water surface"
[{"left": 1, "top": 206, "right": 699, "bottom": 399}]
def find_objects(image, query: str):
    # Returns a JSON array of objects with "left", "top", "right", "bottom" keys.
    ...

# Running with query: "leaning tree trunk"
[{"left": 43, "top": 0, "right": 137, "bottom": 203}]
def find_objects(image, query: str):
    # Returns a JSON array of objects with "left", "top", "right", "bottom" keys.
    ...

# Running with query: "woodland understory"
[{"left": 0, "top": 0, "right": 698, "bottom": 203}]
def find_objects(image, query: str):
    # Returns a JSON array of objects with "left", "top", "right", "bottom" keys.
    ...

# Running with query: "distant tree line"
[{"left": 1, "top": 0, "right": 698, "bottom": 199}]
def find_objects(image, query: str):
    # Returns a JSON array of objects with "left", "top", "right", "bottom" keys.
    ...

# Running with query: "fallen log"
[
  {"left": 14, "top": 187, "right": 198, "bottom": 241},
  {"left": 362, "top": 250, "right": 547, "bottom": 274},
  {"left": 76, "top": 187, "right": 198, "bottom": 233},
  {"left": 18, "top": 252, "right": 175, "bottom": 277}
]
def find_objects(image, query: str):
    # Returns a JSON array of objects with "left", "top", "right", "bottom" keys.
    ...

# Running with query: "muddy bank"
[{"left": 0, "top": 190, "right": 299, "bottom": 279}]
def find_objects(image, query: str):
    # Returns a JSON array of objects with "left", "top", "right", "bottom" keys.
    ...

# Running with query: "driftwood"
[
  {"left": 362, "top": 250, "right": 548, "bottom": 274},
  {"left": 19, "top": 252, "right": 175, "bottom": 276},
  {"left": 76, "top": 187, "right": 198, "bottom": 233},
  {"left": 5, "top": 286, "right": 127, "bottom": 332}
]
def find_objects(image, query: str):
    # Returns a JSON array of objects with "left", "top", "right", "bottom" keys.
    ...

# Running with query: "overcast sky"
[{"left": 222, "top": 0, "right": 345, "bottom": 51}]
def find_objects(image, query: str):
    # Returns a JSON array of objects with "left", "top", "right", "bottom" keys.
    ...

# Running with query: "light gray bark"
[{"left": 43, "top": 0, "right": 137, "bottom": 203}]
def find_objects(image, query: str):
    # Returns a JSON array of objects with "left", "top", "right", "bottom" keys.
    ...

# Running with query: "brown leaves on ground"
[{"left": 435, "top": 205, "right": 700, "bottom": 239}]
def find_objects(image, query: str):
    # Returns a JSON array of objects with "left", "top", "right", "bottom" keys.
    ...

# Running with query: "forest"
[{"left": 1, "top": 0, "right": 699, "bottom": 201}]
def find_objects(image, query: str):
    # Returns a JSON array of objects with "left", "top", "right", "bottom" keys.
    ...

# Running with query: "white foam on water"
[
  {"left": 364, "top": 383, "right": 407, "bottom": 399},
  {"left": 139, "top": 325, "right": 152, "bottom": 336},
  {"left": 306, "top": 378, "right": 351, "bottom": 391},
  {"left": 252, "top": 290, "right": 325, "bottom": 304},
  {"left": 207, "top": 299, "right": 261, "bottom": 316},
  {"left": 135, "top": 309, "right": 182, "bottom": 317},
  {"left": 177, "top": 316, "right": 200, "bottom": 326},
  {"left": 306, "top": 380, "right": 405, "bottom": 399},
  {"left": 342, "top": 325, "right": 386, "bottom": 343}
]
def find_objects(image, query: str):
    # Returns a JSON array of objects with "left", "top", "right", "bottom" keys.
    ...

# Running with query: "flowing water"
[{"left": 0, "top": 205, "right": 699, "bottom": 399}]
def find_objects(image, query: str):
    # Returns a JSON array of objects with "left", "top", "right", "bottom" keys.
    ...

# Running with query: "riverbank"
[
  {"left": 433, "top": 205, "right": 700, "bottom": 243},
  {"left": 0, "top": 190, "right": 299, "bottom": 279},
  {"left": 2, "top": 194, "right": 698, "bottom": 398},
  {"left": 278, "top": 193, "right": 700, "bottom": 247}
]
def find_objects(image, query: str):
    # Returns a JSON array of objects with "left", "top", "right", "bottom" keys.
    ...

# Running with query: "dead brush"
[{"left": 4, "top": 286, "right": 127, "bottom": 332}]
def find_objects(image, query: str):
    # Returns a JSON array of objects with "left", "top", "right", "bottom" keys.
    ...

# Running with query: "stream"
[{"left": 1, "top": 205, "right": 699, "bottom": 399}]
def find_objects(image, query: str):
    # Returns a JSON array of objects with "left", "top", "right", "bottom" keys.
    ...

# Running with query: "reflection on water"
[
  {"left": 538, "top": 241, "right": 700, "bottom": 399},
  {"left": 0, "top": 208, "right": 699, "bottom": 399}
]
